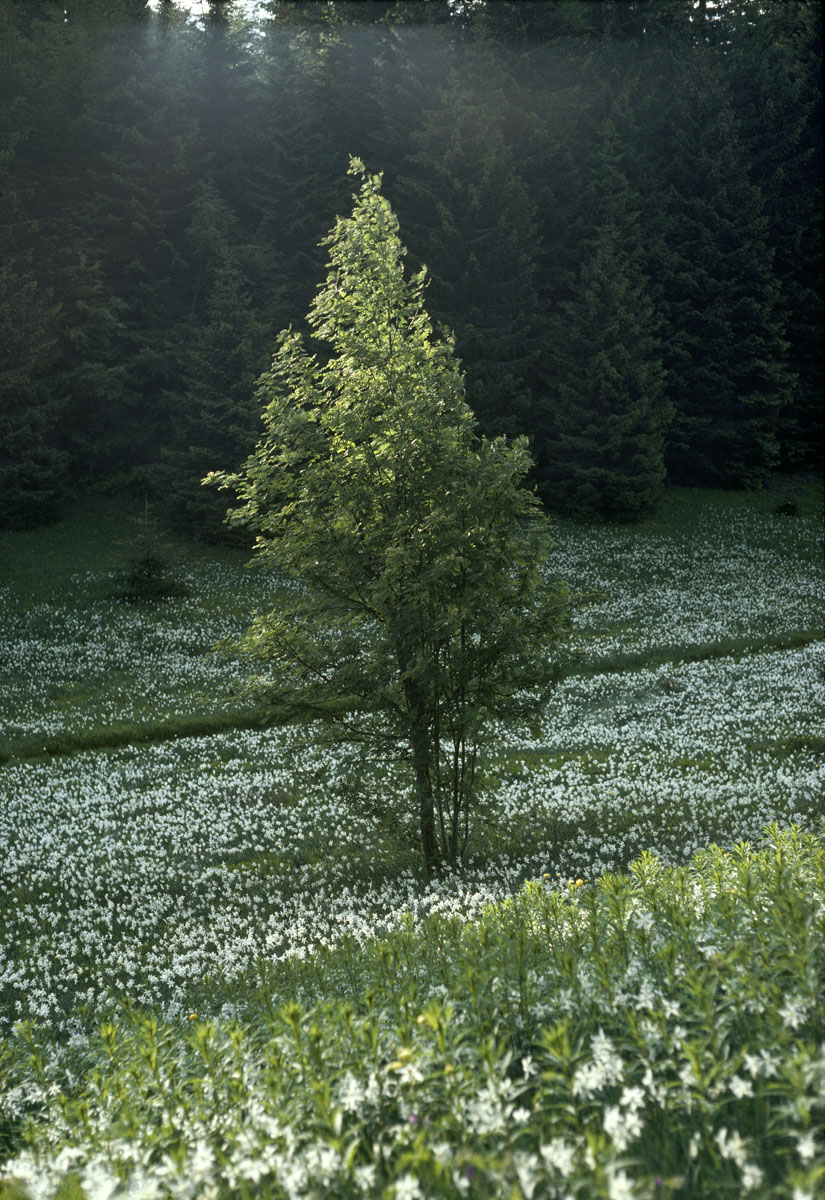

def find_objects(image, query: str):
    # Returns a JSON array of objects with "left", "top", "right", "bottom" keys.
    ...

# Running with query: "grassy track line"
[
  {"left": 566, "top": 627, "right": 823, "bottom": 677},
  {"left": 0, "top": 708, "right": 277, "bottom": 765},
  {"left": 2, "top": 629, "right": 821, "bottom": 766}
]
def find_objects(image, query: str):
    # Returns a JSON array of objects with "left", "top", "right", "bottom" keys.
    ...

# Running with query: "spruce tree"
[
  {"left": 252, "top": 9, "right": 379, "bottom": 327},
  {"left": 396, "top": 44, "right": 543, "bottom": 438},
  {"left": 73, "top": 5, "right": 207, "bottom": 484},
  {"left": 709, "top": 0, "right": 823, "bottom": 471},
  {"left": 655, "top": 47, "right": 793, "bottom": 488},
  {"left": 160, "top": 186, "right": 267, "bottom": 539},
  {"left": 536, "top": 105, "right": 669, "bottom": 521},
  {"left": 0, "top": 4, "right": 68, "bottom": 526}
]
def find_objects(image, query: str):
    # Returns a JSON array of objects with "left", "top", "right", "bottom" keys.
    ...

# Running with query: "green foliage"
[
  {"left": 111, "top": 501, "right": 188, "bottom": 604},
  {"left": 209, "top": 161, "right": 569, "bottom": 867},
  {"left": 393, "top": 41, "right": 543, "bottom": 438},
  {"left": 653, "top": 44, "right": 794, "bottom": 488},
  {"left": 158, "top": 183, "right": 268, "bottom": 540},
  {"left": 3, "top": 2, "right": 823, "bottom": 530},
  {"left": 0, "top": 7, "right": 67, "bottom": 528},
  {"left": 708, "top": 0, "right": 824, "bottom": 471},
  {"left": 0, "top": 485, "right": 822, "bottom": 1193},
  {"left": 3, "top": 826, "right": 823, "bottom": 1198},
  {"left": 536, "top": 87, "right": 670, "bottom": 521}
]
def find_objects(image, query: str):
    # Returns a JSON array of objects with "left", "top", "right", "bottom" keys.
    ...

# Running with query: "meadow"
[{"left": 0, "top": 484, "right": 823, "bottom": 1199}]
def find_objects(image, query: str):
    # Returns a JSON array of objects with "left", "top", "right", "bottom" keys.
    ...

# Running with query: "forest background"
[{"left": 1, "top": 0, "right": 822, "bottom": 536}]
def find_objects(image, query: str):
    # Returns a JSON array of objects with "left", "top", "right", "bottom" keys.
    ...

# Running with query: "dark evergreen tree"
[
  {"left": 70, "top": 5, "right": 207, "bottom": 485},
  {"left": 0, "top": 258, "right": 68, "bottom": 529},
  {"left": 253, "top": 6, "right": 382, "bottom": 327},
  {"left": 706, "top": 0, "right": 823, "bottom": 471},
  {"left": 535, "top": 104, "right": 669, "bottom": 521},
  {"left": 395, "top": 43, "right": 543, "bottom": 437},
  {"left": 159, "top": 185, "right": 267, "bottom": 539},
  {"left": 190, "top": 2, "right": 263, "bottom": 235},
  {"left": 112, "top": 499, "right": 188, "bottom": 603},
  {"left": 655, "top": 47, "right": 794, "bottom": 488},
  {"left": 2, "top": 0, "right": 820, "bottom": 530},
  {"left": 0, "top": 3, "right": 68, "bottom": 526}
]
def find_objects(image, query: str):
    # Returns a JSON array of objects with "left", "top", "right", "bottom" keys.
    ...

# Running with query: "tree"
[
  {"left": 73, "top": 4, "right": 207, "bottom": 486},
  {"left": 111, "top": 499, "right": 188, "bottom": 603},
  {"left": 0, "top": 3, "right": 68, "bottom": 527},
  {"left": 208, "top": 161, "right": 568, "bottom": 870},
  {"left": 252, "top": 9, "right": 378, "bottom": 329},
  {"left": 395, "top": 42, "right": 544, "bottom": 439},
  {"left": 707, "top": 0, "right": 823, "bottom": 471},
  {"left": 159, "top": 184, "right": 268, "bottom": 540},
  {"left": 653, "top": 46, "right": 793, "bottom": 488},
  {"left": 535, "top": 93, "right": 669, "bottom": 521}
]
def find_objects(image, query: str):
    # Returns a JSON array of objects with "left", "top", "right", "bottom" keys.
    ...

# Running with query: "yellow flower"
[
  {"left": 188, "top": 1012, "right": 198, "bottom": 1021},
  {"left": 389, "top": 1046, "right": 414, "bottom": 1068}
]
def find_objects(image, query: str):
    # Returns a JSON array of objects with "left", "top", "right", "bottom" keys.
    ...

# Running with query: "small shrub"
[
  {"left": 111, "top": 501, "right": 188, "bottom": 603},
  {"left": 774, "top": 499, "right": 799, "bottom": 517}
]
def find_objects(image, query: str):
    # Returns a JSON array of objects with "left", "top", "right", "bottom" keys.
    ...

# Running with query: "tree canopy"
[{"left": 209, "top": 161, "right": 569, "bottom": 868}]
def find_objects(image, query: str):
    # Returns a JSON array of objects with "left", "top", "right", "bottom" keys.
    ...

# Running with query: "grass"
[
  {"left": 0, "top": 481, "right": 823, "bottom": 1198},
  {"left": 0, "top": 707, "right": 274, "bottom": 765},
  {"left": 0, "top": 494, "right": 251, "bottom": 600}
]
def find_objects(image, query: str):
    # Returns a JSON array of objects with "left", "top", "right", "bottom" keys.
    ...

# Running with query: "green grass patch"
[
  {"left": 573, "top": 627, "right": 824, "bottom": 678},
  {"left": 0, "top": 493, "right": 251, "bottom": 600},
  {"left": 0, "top": 707, "right": 277, "bottom": 765}
]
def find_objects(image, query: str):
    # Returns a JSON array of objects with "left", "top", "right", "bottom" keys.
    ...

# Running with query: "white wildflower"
[
  {"left": 620, "top": 1085, "right": 645, "bottom": 1111},
  {"left": 521, "top": 1054, "right": 538, "bottom": 1078},
  {"left": 513, "top": 1151, "right": 540, "bottom": 1199},
  {"left": 393, "top": 1173, "right": 423, "bottom": 1200},
  {"left": 758, "top": 1049, "right": 780, "bottom": 1078},
  {"left": 635, "top": 979, "right": 657, "bottom": 1010},
  {"left": 607, "top": 1166, "right": 637, "bottom": 1199},
  {"left": 604, "top": 1103, "right": 643, "bottom": 1151},
  {"left": 541, "top": 1137, "right": 576, "bottom": 1176},
  {"left": 354, "top": 1163, "right": 377, "bottom": 1191},
  {"left": 338, "top": 1072, "right": 366, "bottom": 1113},
  {"left": 743, "top": 1052, "right": 762, "bottom": 1078},
  {"left": 189, "top": 1140, "right": 215, "bottom": 1179},
  {"left": 80, "top": 1159, "right": 120, "bottom": 1200},
  {"left": 715, "top": 1127, "right": 748, "bottom": 1169},
  {"left": 797, "top": 1131, "right": 818, "bottom": 1162},
  {"left": 234, "top": 1154, "right": 270, "bottom": 1185},
  {"left": 779, "top": 995, "right": 807, "bottom": 1029},
  {"left": 678, "top": 1062, "right": 696, "bottom": 1088},
  {"left": 741, "top": 1163, "right": 764, "bottom": 1192}
]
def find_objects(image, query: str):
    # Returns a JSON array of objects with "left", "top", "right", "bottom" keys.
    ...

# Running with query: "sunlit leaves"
[{"left": 210, "top": 160, "right": 568, "bottom": 866}]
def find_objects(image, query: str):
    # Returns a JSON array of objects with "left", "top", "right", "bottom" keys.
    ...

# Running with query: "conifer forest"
[{"left": 1, "top": 0, "right": 822, "bottom": 534}]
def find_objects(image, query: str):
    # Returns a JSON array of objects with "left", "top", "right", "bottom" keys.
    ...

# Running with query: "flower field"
[{"left": 0, "top": 486, "right": 823, "bottom": 1199}]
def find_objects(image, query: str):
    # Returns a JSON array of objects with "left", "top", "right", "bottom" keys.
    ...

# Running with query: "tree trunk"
[
  {"left": 397, "top": 645, "right": 440, "bottom": 870},
  {"left": 411, "top": 723, "right": 439, "bottom": 871}
]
